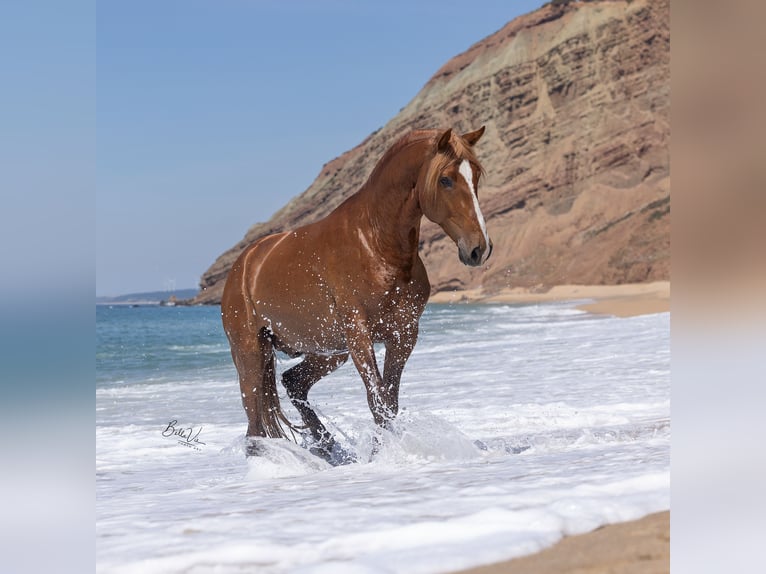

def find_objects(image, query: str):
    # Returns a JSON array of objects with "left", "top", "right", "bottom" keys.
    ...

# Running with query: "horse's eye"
[{"left": 439, "top": 176, "right": 453, "bottom": 188}]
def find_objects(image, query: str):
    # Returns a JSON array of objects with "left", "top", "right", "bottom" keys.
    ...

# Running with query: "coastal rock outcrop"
[{"left": 195, "top": 0, "right": 669, "bottom": 304}]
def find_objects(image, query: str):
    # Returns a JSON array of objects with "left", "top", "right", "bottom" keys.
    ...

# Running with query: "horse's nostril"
[{"left": 470, "top": 246, "right": 481, "bottom": 264}]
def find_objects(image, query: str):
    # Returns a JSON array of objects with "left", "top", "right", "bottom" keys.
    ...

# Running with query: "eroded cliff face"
[{"left": 195, "top": 0, "right": 669, "bottom": 304}]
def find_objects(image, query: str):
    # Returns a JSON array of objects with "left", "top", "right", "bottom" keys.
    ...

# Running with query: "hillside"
[{"left": 195, "top": 0, "right": 669, "bottom": 305}]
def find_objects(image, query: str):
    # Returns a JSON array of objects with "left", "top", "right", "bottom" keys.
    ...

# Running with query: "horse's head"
[{"left": 418, "top": 126, "right": 493, "bottom": 267}]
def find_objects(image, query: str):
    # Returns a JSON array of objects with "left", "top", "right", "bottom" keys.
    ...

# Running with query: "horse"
[{"left": 221, "top": 126, "right": 492, "bottom": 462}]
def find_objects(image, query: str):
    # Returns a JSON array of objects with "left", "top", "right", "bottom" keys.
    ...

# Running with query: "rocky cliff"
[{"left": 195, "top": 0, "right": 669, "bottom": 304}]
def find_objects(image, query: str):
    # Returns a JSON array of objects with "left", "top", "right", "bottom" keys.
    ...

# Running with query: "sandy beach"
[
  {"left": 437, "top": 282, "right": 670, "bottom": 574},
  {"left": 451, "top": 511, "right": 669, "bottom": 574},
  {"left": 430, "top": 281, "right": 670, "bottom": 319}
]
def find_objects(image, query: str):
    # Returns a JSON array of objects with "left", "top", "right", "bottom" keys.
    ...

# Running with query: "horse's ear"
[
  {"left": 437, "top": 129, "right": 453, "bottom": 152},
  {"left": 461, "top": 126, "right": 486, "bottom": 147}
]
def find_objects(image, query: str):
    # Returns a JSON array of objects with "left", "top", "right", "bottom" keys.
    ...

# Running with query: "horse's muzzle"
[{"left": 460, "top": 240, "right": 493, "bottom": 267}]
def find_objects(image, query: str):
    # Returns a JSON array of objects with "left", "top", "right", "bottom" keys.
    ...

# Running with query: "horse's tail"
[{"left": 257, "top": 329, "right": 302, "bottom": 442}]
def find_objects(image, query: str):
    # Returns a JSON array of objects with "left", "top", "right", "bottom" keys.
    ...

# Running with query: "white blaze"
[{"left": 458, "top": 160, "right": 490, "bottom": 259}]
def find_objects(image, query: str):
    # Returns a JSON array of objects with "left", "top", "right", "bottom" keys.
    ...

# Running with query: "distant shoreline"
[
  {"left": 96, "top": 288, "right": 199, "bottom": 306},
  {"left": 96, "top": 301, "right": 161, "bottom": 307},
  {"left": 96, "top": 302, "right": 195, "bottom": 308}
]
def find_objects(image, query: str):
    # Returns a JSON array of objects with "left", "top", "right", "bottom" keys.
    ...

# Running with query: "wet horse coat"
[{"left": 221, "top": 127, "right": 491, "bottom": 458}]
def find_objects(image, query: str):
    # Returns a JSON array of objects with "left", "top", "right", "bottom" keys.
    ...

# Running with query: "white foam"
[{"left": 245, "top": 438, "right": 331, "bottom": 479}]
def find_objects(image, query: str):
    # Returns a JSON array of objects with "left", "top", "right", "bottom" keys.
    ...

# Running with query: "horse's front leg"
[
  {"left": 345, "top": 320, "right": 393, "bottom": 428},
  {"left": 381, "top": 321, "right": 419, "bottom": 421}
]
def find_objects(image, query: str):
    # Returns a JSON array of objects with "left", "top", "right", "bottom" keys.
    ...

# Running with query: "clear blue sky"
[{"left": 97, "top": 0, "right": 543, "bottom": 296}]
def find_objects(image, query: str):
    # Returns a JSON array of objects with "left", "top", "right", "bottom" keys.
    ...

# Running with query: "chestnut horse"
[{"left": 222, "top": 127, "right": 492, "bottom": 461}]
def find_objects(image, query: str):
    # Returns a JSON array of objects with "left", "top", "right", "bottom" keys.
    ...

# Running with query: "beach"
[
  {"left": 452, "top": 511, "right": 669, "bottom": 574},
  {"left": 430, "top": 281, "right": 670, "bottom": 319}
]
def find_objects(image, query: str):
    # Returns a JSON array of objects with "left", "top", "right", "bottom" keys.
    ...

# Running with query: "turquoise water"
[
  {"left": 96, "top": 303, "right": 519, "bottom": 387},
  {"left": 96, "top": 305, "right": 230, "bottom": 387}
]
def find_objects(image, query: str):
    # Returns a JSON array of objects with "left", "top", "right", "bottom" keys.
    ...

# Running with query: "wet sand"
[
  {"left": 429, "top": 281, "right": 670, "bottom": 318},
  {"left": 450, "top": 511, "right": 669, "bottom": 574}
]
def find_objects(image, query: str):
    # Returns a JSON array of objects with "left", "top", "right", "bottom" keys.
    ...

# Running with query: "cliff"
[{"left": 194, "top": 0, "right": 669, "bottom": 305}]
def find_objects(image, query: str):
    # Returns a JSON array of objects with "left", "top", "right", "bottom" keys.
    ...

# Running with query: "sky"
[
  {"left": 96, "top": 0, "right": 544, "bottom": 296},
  {"left": 2, "top": 1, "right": 93, "bottom": 302}
]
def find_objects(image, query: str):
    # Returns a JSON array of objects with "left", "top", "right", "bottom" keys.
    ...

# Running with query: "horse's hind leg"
[
  {"left": 282, "top": 353, "right": 348, "bottom": 447},
  {"left": 230, "top": 329, "right": 282, "bottom": 454}
]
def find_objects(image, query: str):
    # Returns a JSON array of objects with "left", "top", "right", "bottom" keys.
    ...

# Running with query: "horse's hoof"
[
  {"left": 308, "top": 444, "right": 331, "bottom": 461},
  {"left": 369, "top": 431, "right": 385, "bottom": 460},
  {"left": 244, "top": 437, "right": 265, "bottom": 458},
  {"left": 309, "top": 441, "right": 357, "bottom": 466},
  {"left": 329, "top": 444, "right": 357, "bottom": 466}
]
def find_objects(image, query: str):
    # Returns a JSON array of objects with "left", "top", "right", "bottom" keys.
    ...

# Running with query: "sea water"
[{"left": 96, "top": 302, "right": 669, "bottom": 573}]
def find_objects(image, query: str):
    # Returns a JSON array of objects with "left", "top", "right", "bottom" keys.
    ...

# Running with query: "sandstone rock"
[{"left": 195, "top": 0, "right": 669, "bottom": 305}]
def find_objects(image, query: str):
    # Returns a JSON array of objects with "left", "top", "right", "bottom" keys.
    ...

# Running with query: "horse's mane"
[
  {"left": 368, "top": 129, "right": 485, "bottom": 189},
  {"left": 421, "top": 130, "right": 485, "bottom": 195}
]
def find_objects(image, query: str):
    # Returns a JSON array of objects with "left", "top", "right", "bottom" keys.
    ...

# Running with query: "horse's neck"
[{"left": 356, "top": 139, "right": 431, "bottom": 267}]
